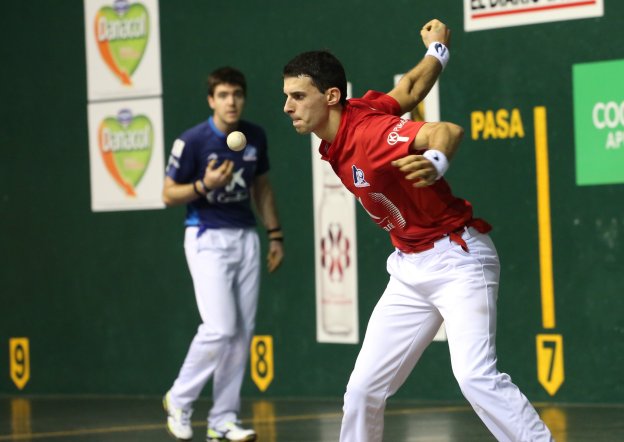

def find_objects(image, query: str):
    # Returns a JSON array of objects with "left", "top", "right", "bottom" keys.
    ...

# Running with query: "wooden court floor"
[{"left": 1, "top": 396, "right": 622, "bottom": 441}]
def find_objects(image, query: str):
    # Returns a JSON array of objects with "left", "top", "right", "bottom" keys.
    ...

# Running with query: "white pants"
[
  {"left": 169, "top": 227, "right": 260, "bottom": 429},
  {"left": 340, "top": 228, "right": 553, "bottom": 442}
]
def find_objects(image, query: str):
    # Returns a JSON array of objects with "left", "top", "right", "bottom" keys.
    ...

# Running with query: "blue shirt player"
[{"left": 161, "top": 67, "right": 284, "bottom": 442}]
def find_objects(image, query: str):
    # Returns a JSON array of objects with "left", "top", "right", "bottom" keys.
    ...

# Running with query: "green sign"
[{"left": 573, "top": 59, "right": 624, "bottom": 186}]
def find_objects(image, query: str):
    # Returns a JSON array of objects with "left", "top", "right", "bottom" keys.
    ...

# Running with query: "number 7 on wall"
[{"left": 534, "top": 107, "right": 564, "bottom": 396}]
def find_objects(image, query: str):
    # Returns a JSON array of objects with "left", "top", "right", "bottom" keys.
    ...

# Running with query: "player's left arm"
[
  {"left": 392, "top": 122, "right": 464, "bottom": 187},
  {"left": 387, "top": 19, "right": 450, "bottom": 115},
  {"left": 251, "top": 172, "right": 284, "bottom": 272}
]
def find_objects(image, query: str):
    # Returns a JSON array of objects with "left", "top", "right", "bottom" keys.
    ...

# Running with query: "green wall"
[{"left": 1, "top": 0, "right": 623, "bottom": 404}]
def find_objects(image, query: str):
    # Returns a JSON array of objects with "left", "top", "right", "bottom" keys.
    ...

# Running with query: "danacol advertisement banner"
[
  {"left": 87, "top": 97, "right": 165, "bottom": 211},
  {"left": 84, "top": 0, "right": 162, "bottom": 100}
]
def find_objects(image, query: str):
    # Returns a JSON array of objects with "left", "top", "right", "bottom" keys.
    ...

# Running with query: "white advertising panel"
[
  {"left": 87, "top": 97, "right": 165, "bottom": 211},
  {"left": 313, "top": 84, "right": 359, "bottom": 344},
  {"left": 84, "top": 0, "right": 162, "bottom": 100},
  {"left": 464, "top": 0, "right": 604, "bottom": 32}
]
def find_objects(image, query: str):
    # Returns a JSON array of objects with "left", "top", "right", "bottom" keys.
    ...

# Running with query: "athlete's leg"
[
  {"left": 168, "top": 227, "right": 240, "bottom": 410},
  {"left": 209, "top": 229, "right": 260, "bottom": 429},
  {"left": 340, "top": 250, "right": 443, "bottom": 442},
  {"left": 438, "top": 230, "right": 552, "bottom": 442}
]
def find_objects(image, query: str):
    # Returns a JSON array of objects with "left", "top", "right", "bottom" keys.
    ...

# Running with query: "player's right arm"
[
  {"left": 162, "top": 177, "right": 202, "bottom": 206},
  {"left": 162, "top": 159, "right": 235, "bottom": 207},
  {"left": 387, "top": 19, "right": 450, "bottom": 115}
]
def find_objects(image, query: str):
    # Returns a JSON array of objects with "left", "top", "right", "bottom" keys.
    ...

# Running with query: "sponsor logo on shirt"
[
  {"left": 243, "top": 145, "right": 258, "bottom": 161},
  {"left": 206, "top": 168, "right": 250, "bottom": 204},
  {"left": 217, "top": 190, "right": 249, "bottom": 203},
  {"left": 225, "top": 168, "right": 245, "bottom": 192},
  {"left": 352, "top": 165, "right": 370, "bottom": 188},
  {"left": 387, "top": 118, "right": 410, "bottom": 145},
  {"left": 219, "top": 168, "right": 249, "bottom": 203}
]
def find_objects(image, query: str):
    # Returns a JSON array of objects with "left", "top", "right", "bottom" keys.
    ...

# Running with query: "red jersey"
[{"left": 319, "top": 90, "right": 490, "bottom": 253}]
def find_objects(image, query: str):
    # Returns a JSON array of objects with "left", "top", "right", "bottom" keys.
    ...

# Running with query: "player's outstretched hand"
[
  {"left": 392, "top": 155, "right": 438, "bottom": 188},
  {"left": 267, "top": 240, "right": 284, "bottom": 273},
  {"left": 421, "top": 19, "right": 451, "bottom": 48},
  {"left": 203, "top": 159, "right": 234, "bottom": 189}
]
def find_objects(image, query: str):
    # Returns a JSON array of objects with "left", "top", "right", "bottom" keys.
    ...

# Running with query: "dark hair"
[
  {"left": 207, "top": 66, "right": 247, "bottom": 96},
  {"left": 283, "top": 50, "right": 347, "bottom": 105}
]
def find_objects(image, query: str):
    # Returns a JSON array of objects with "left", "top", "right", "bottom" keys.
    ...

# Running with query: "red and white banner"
[
  {"left": 312, "top": 84, "right": 360, "bottom": 344},
  {"left": 464, "top": 0, "right": 604, "bottom": 32}
]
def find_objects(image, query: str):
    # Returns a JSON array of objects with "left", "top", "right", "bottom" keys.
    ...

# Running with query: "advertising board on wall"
[
  {"left": 87, "top": 98, "right": 165, "bottom": 211},
  {"left": 573, "top": 59, "right": 624, "bottom": 186},
  {"left": 312, "top": 83, "right": 360, "bottom": 345},
  {"left": 84, "top": 0, "right": 164, "bottom": 211},
  {"left": 84, "top": 0, "right": 162, "bottom": 100},
  {"left": 464, "top": 0, "right": 604, "bottom": 32}
]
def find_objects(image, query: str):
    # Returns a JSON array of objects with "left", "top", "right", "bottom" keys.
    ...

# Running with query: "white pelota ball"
[{"left": 227, "top": 131, "right": 247, "bottom": 151}]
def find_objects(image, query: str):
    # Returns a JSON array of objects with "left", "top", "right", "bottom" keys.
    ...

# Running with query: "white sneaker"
[
  {"left": 207, "top": 421, "right": 257, "bottom": 441},
  {"left": 163, "top": 391, "right": 193, "bottom": 440}
]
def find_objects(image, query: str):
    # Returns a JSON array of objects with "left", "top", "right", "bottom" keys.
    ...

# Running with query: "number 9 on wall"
[{"left": 10, "top": 338, "right": 30, "bottom": 390}]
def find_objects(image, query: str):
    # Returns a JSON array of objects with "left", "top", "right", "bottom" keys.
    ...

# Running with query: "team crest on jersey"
[
  {"left": 243, "top": 145, "right": 257, "bottom": 161},
  {"left": 352, "top": 165, "right": 370, "bottom": 188}
]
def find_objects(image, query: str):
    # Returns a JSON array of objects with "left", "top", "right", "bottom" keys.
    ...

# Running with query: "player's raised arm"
[{"left": 387, "top": 19, "right": 451, "bottom": 115}]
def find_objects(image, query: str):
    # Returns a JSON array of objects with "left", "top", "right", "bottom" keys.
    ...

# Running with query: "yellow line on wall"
[{"left": 534, "top": 106, "right": 556, "bottom": 329}]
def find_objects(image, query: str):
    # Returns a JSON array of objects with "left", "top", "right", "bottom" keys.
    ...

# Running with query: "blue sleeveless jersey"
[{"left": 165, "top": 117, "right": 270, "bottom": 229}]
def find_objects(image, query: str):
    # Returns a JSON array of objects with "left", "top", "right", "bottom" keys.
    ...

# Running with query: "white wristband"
[
  {"left": 425, "top": 42, "right": 449, "bottom": 70},
  {"left": 423, "top": 149, "right": 449, "bottom": 180}
]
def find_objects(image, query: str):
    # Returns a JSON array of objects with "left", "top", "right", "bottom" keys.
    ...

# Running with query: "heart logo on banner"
[
  {"left": 94, "top": 1, "right": 150, "bottom": 85},
  {"left": 98, "top": 109, "right": 153, "bottom": 196}
]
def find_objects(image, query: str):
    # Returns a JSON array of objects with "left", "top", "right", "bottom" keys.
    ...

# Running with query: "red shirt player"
[
  {"left": 319, "top": 89, "right": 491, "bottom": 253},
  {"left": 283, "top": 19, "right": 553, "bottom": 442}
]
